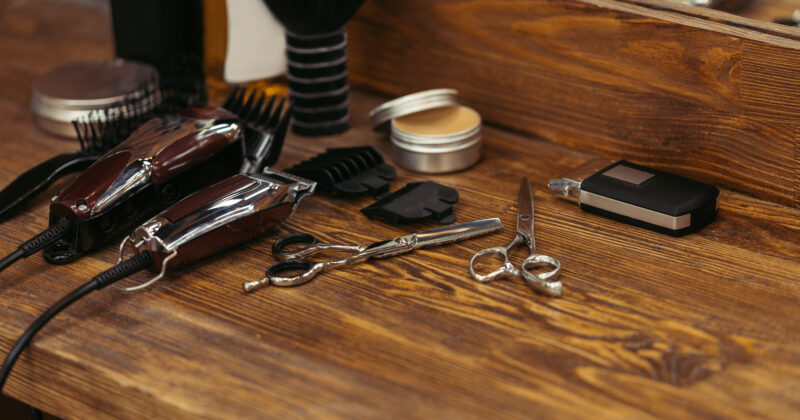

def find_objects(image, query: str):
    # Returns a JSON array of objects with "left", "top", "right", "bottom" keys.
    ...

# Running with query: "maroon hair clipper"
[
  {"left": 0, "top": 170, "right": 315, "bottom": 394},
  {"left": 43, "top": 107, "right": 243, "bottom": 264},
  {"left": 0, "top": 88, "right": 291, "bottom": 272},
  {"left": 118, "top": 168, "right": 315, "bottom": 289}
]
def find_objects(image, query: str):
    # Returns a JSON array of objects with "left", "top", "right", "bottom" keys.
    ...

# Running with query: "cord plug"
[{"left": 0, "top": 218, "right": 73, "bottom": 273}]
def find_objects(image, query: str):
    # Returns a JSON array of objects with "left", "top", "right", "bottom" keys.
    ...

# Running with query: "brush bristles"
[
  {"left": 261, "top": 0, "right": 367, "bottom": 35},
  {"left": 70, "top": 54, "right": 208, "bottom": 152},
  {"left": 72, "top": 82, "right": 160, "bottom": 153}
]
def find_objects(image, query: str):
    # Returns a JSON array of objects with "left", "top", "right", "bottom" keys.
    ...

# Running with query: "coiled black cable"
[
  {"left": 0, "top": 218, "right": 73, "bottom": 273},
  {"left": 0, "top": 250, "right": 154, "bottom": 392}
]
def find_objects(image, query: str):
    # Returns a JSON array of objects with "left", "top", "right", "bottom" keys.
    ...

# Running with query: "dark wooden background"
[
  {"left": 348, "top": 0, "right": 800, "bottom": 208},
  {"left": 1, "top": 0, "right": 800, "bottom": 418}
]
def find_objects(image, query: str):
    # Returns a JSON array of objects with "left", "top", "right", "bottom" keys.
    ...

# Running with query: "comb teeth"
[
  {"left": 69, "top": 55, "right": 207, "bottom": 153},
  {"left": 222, "top": 86, "right": 293, "bottom": 173},
  {"left": 224, "top": 86, "right": 288, "bottom": 131}
]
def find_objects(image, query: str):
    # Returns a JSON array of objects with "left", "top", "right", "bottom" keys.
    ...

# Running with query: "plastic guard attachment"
[
  {"left": 361, "top": 181, "right": 459, "bottom": 225},
  {"left": 284, "top": 147, "right": 396, "bottom": 197}
]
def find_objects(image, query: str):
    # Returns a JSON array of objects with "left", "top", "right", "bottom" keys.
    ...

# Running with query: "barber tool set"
[
  {"left": 0, "top": 86, "right": 291, "bottom": 273},
  {"left": 0, "top": 84, "right": 305, "bottom": 390},
  {"left": 0, "top": 0, "right": 722, "bottom": 401}
]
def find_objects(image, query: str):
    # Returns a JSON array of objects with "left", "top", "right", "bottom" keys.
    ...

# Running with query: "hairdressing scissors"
[
  {"left": 469, "top": 178, "right": 562, "bottom": 297},
  {"left": 243, "top": 218, "right": 504, "bottom": 293}
]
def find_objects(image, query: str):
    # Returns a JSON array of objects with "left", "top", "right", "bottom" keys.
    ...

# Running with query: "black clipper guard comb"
[
  {"left": 284, "top": 147, "right": 395, "bottom": 197},
  {"left": 361, "top": 181, "right": 459, "bottom": 225}
]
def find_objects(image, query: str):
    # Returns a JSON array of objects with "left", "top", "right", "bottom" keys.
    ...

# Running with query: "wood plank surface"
[
  {"left": 347, "top": 0, "right": 800, "bottom": 208},
  {"left": 2, "top": 0, "right": 800, "bottom": 419}
]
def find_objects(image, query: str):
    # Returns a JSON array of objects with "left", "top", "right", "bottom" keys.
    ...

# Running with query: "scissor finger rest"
[
  {"left": 520, "top": 254, "right": 562, "bottom": 297},
  {"left": 469, "top": 247, "right": 516, "bottom": 283},
  {"left": 272, "top": 233, "right": 366, "bottom": 259},
  {"left": 268, "top": 258, "right": 315, "bottom": 277},
  {"left": 272, "top": 233, "right": 318, "bottom": 258},
  {"left": 243, "top": 258, "right": 322, "bottom": 292},
  {"left": 267, "top": 258, "right": 323, "bottom": 286}
]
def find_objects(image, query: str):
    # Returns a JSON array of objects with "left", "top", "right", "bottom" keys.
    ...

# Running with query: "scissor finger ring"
[{"left": 520, "top": 255, "right": 562, "bottom": 297}]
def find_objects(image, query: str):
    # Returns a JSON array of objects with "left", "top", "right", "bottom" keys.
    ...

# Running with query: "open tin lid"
[{"left": 369, "top": 88, "right": 459, "bottom": 130}]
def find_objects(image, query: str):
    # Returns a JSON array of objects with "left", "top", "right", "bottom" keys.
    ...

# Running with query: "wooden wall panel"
[{"left": 347, "top": 0, "right": 800, "bottom": 206}]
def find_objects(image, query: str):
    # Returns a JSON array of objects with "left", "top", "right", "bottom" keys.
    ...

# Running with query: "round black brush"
[{"left": 262, "top": 0, "right": 367, "bottom": 137}]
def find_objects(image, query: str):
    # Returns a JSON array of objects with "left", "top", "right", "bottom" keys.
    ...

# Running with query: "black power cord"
[
  {"left": 0, "top": 218, "right": 73, "bottom": 273},
  {"left": 0, "top": 251, "right": 154, "bottom": 392},
  {"left": 29, "top": 406, "right": 42, "bottom": 420}
]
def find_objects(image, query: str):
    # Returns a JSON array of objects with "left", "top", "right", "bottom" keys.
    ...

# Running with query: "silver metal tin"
[
  {"left": 370, "top": 89, "right": 482, "bottom": 173},
  {"left": 31, "top": 59, "right": 159, "bottom": 138},
  {"left": 369, "top": 88, "right": 459, "bottom": 129},
  {"left": 391, "top": 116, "right": 482, "bottom": 173}
]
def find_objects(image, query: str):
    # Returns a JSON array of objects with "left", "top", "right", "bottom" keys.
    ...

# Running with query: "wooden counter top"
[{"left": 1, "top": 1, "right": 800, "bottom": 419}]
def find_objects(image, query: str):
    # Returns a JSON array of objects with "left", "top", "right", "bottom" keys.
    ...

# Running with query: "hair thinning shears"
[
  {"left": 469, "top": 177, "right": 562, "bottom": 297},
  {"left": 243, "top": 218, "right": 504, "bottom": 293}
]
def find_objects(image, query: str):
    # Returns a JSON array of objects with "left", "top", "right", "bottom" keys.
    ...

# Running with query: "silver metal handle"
[
  {"left": 271, "top": 232, "right": 365, "bottom": 259},
  {"left": 243, "top": 259, "right": 326, "bottom": 292},
  {"left": 469, "top": 246, "right": 516, "bottom": 283},
  {"left": 284, "top": 243, "right": 366, "bottom": 260},
  {"left": 519, "top": 254, "right": 562, "bottom": 297},
  {"left": 243, "top": 247, "right": 379, "bottom": 293}
]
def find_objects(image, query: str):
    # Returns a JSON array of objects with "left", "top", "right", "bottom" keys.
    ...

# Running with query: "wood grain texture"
[
  {"left": 347, "top": 0, "right": 800, "bottom": 207},
  {"left": 2, "top": 0, "right": 800, "bottom": 419}
]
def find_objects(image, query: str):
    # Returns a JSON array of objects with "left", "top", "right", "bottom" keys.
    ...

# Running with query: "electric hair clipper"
[
  {"left": 0, "top": 88, "right": 290, "bottom": 273},
  {"left": 43, "top": 85, "right": 292, "bottom": 265},
  {"left": 43, "top": 108, "right": 244, "bottom": 263},
  {"left": 120, "top": 169, "right": 315, "bottom": 288},
  {"left": 0, "top": 171, "right": 314, "bottom": 395}
]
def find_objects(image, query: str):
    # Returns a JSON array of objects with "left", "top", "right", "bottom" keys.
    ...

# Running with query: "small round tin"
[
  {"left": 31, "top": 59, "right": 159, "bottom": 138},
  {"left": 369, "top": 89, "right": 482, "bottom": 173}
]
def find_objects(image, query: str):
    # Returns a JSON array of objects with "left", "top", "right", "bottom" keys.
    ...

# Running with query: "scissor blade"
[
  {"left": 413, "top": 218, "right": 503, "bottom": 249},
  {"left": 517, "top": 177, "right": 535, "bottom": 240}
]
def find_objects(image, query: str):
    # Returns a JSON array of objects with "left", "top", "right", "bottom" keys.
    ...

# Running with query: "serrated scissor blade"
[{"left": 413, "top": 218, "right": 503, "bottom": 249}]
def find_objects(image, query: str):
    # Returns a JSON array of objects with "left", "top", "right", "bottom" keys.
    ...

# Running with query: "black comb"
[
  {"left": 284, "top": 146, "right": 395, "bottom": 197},
  {"left": 222, "top": 86, "right": 293, "bottom": 174},
  {"left": 361, "top": 181, "right": 459, "bottom": 225}
]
